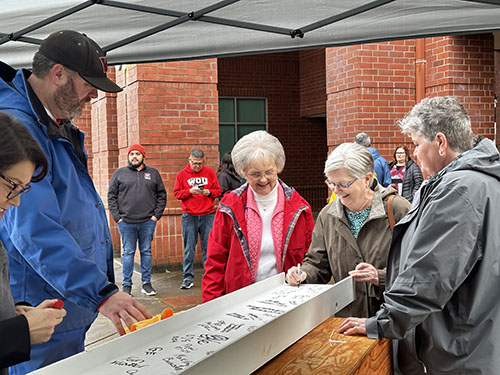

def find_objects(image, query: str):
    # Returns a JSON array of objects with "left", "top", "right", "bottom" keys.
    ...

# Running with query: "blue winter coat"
[
  {"left": 369, "top": 147, "right": 391, "bottom": 187},
  {"left": 0, "top": 68, "right": 116, "bottom": 332}
]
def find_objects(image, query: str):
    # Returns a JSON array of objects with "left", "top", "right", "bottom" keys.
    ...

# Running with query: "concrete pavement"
[{"left": 85, "top": 259, "right": 204, "bottom": 349}]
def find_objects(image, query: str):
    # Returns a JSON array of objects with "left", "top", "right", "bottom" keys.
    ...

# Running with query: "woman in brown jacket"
[{"left": 286, "top": 142, "right": 410, "bottom": 317}]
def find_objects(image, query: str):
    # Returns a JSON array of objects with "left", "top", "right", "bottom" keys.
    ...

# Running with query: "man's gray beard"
[{"left": 53, "top": 75, "right": 88, "bottom": 120}]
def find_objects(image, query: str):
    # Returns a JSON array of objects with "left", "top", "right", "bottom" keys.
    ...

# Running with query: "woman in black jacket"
[
  {"left": 0, "top": 113, "right": 66, "bottom": 374},
  {"left": 217, "top": 152, "right": 242, "bottom": 198},
  {"left": 389, "top": 145, "right": 423, "bottom": 203}
]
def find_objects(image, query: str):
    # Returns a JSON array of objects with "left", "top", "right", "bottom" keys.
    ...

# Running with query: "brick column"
[
  {"left": 325, "top": 40, "right": 416, "bottom": 159},
  {"left": 90, "top": 67, "right": 120, "bottom": 249},
  {"left": 113, "top": 60, "right": 219, "bottom": 270},
  {"left": 425, "top": 34, "right": 495, "bottom": 138},
  {"left": 73, "top": 106, "right": 92, "bottom": 175}
]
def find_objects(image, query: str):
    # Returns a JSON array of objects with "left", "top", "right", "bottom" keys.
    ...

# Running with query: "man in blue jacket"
[
  {"left": 0, "top": 30, "right": 151, "bottom": 373},
  {"left": 355, "top": 132, "right": 392, "bottom": 187}
]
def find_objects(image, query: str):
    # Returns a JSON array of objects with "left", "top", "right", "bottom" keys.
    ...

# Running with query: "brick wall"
[
  {"left": 496, "top": 49, "right": 500, "bottom": 150},
  {"left": 73, "top": 105, "right": 92, "bottom": 175},
  {"left": 110, "top": 60, "right": 219, "bottom": 268},
  {"left": 326, "top": 35, "right": 496, "bottom": 163},
  {"left": 326, "top": 40, "right": 416, "bottom": 160},
  {"left": 218, "top": 52, "right": 328, "bottom": 211},
  {"left": 425, "top": 35, "right": 495, "bottom": 139},
  {"left": 300, "top": 49, "right": 326, "bottom": 117}
]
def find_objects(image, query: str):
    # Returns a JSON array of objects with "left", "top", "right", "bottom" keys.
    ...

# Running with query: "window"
[{"left": 219, "top": 98, "right": 267, "bottom": 159}]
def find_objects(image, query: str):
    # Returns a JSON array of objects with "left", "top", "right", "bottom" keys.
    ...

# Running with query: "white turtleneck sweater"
[{"left": 250, "top": 183, "right": 279, "bottom": 282}]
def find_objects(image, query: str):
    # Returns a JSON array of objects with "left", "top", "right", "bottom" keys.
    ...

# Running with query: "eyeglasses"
[
  {"left": 189, "top": 159, "right": 203, "bottom": 166},
  {"left": 247, "top": 170, "right": 277, "bottom": 180},
  {"left": 327, "top": 178, "right": 358, "bottom": 190},
  {"left": 395, "top": 152, "right": 406, "bottom": 155},
  {"left": 0, "top": 173, "right": 32, "bottom": 200}
]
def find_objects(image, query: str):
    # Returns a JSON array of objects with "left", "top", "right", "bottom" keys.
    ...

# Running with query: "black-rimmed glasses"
[{"left": 0, "top": 173, "right": 32, "bottom": 200}]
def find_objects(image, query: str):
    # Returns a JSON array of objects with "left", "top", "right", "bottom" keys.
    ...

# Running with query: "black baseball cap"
[{"left": 38, "top": 30, "right": 122, "bottom": 93}]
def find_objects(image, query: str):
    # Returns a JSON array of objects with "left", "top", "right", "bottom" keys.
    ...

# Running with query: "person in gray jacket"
[
  {"left": 108, "top": 144, "right": 166, "bottom": 296},
  {"left": 339, "top": 96, "right": 500, "bottom": 375}
]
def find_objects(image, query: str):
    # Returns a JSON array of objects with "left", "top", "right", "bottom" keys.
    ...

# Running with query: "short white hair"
[
  {"left": 324, "top": 143, "right": 374, "bottom": 180},
  {"left": 231, "top": 130, "right": 285, "bottom": 175}
]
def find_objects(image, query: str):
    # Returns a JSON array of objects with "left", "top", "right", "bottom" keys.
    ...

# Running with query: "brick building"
[{"left": 75, "top": 33, "right": 499, "bottom": 270}]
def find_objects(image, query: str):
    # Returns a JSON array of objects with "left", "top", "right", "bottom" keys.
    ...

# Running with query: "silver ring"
[{"left": 354, "top": 322, "right": 359, "bottom": 326}]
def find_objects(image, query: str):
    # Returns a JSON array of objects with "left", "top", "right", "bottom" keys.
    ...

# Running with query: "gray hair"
[
  {"left": 324, "top": 143, "right": 374, "bottom": 180},
  {"left": 231, "top": 130, "right": 285, "bottom": 175},
  {"left": 32, "top": 51, "right": 57, "bottom": 78},
  {"left": 398, "top": 96, "right": 473, "bottom": 153},
  {"left": 190, "top": 148, "right": 205, "bottom": 158},
  {"left": 354, "top": 132, "right": 370, "bottom": 147}
]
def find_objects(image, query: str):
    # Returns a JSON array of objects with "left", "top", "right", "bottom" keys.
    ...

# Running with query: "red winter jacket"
[
  {"left": 173, "top": 163, "right": 222, "bottom": 216},
  {"left": 202, "top": 180, "right": 314, "bottom": 302}
]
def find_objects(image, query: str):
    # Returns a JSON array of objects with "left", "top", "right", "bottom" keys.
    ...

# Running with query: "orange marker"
[{"left": 128, "top": 308, "right": 174, "bottom": 333}]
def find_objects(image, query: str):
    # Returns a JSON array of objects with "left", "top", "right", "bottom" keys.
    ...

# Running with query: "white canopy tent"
[{"left": 1, "top": 0, "right": 500, "bottom": 68}]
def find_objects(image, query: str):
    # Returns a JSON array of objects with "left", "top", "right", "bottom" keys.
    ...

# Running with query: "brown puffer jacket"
[{"left": 300, "top": 180, "right": 410, "bottom": 318}]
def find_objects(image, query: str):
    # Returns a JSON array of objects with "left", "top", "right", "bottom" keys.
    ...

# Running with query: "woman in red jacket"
[{"left": 202, "top": 131, "right": 314, "bottom": 302}]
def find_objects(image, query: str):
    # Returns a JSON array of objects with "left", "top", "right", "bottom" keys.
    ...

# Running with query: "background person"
[
  {"left": 389, "top": 145, "right": 423, "bottom": 203},
  {"left": 354, "top": 132, "right": 392, "bottom": 187},
  {"left": 217, "top": 151, "right": 243, "bottom": 199},
  {"left": 286, "top": 142, "right": 409, "bottom": 317},
  {"left": 108, "top": 144, "right": 167, "bottom": 296},
  {"left": 0, "top": 30, "right": 151, "bottom": 373},
  {"left": 202, "top": 130, "right": 315, "bottom": 302},
  {"left": 0, "top": 114, "right": 66, "bottom": 375},
  {"left": 174, "top": 149, "right": 222, "bottom": 290},
  {"left": 338, "top": 96, "right": 500, "bottom": 375}
]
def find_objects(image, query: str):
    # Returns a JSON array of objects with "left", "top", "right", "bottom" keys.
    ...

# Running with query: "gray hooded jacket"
[{"left": 366, "top": 139, "right": 500, "bottom": 374}]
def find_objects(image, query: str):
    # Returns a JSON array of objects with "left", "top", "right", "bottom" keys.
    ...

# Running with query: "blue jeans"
[
  {"left": 181, "top": 212, "right": 214, "bottom": 281},
  {"left": 118, "top": 219, "right": 157, "bottom": 286},
  {"left": 9, "top": 325, "right": 90, "bottom": 374}
]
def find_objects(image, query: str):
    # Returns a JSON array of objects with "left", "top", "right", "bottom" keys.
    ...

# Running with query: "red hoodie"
[{"left": 174, "top": 163, "right": 222, "bottom": 216}]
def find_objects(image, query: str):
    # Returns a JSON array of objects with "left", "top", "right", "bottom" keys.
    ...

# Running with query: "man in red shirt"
[{"left": 174, "top": 149, "right": 222, "bottom": 289}]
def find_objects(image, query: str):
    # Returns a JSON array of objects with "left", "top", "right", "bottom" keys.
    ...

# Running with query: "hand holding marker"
[{"left": 297, "top": 263, "right": 301, "bottom": 288}]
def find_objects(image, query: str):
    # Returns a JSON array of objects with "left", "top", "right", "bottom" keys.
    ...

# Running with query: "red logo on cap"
[{"left": 99, "top": 57, "right": 108, "bottom": 73}]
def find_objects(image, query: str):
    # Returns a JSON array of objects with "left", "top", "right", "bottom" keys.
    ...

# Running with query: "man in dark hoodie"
[
  {"left": 355, "top": 132, "right": 392, "bottom": 187},
  {"left": 108, "top": 144, "right": 166, "bottom": 297},
  {"left": 174, "top": 149, "right": 222, "bottom": 289}
]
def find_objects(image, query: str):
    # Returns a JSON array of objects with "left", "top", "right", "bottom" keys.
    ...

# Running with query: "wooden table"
[{"left": 254, "top": 317, "right": 393, "bottom": 375}]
